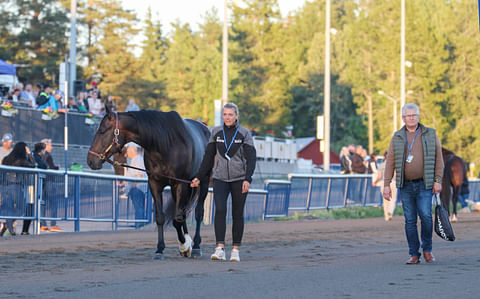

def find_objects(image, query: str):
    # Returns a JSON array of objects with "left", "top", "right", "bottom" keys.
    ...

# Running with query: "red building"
[{"left": 297, "top": 138, "right": 340, "bottom": 166}]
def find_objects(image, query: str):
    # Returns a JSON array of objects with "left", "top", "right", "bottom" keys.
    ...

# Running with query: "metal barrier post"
[
  {"left": 325, "top": 178, "right": 332, "bottom": 209},
  {"left": 343, "top": 178, "right": 349, "bottom": 207},
  {"left": 362, "top": 178, "right": 368, "bottom": 206},
  {"left": 74, "top": 176, "right": 80, "bottom": 232},
  {"left": 306, "top": 177, "right": 313, "bottom": 212},
  {"left": 114, "top": 179, "right": 118, "bottom": 231}
]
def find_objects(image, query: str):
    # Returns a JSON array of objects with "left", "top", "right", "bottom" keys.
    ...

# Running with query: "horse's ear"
[{"left": 104, "top": 101, "right": 112, "bottom": 119}]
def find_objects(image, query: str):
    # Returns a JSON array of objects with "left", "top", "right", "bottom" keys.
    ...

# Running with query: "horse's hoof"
[
  {"left": 152, "top": 253, "right": 165, "bottom": 260},
  {"left": 191, "top": 248, "right": 202, "bottom": 258}
]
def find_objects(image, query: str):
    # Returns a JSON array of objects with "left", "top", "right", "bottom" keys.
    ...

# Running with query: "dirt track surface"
[{"left": 1, "top": 214, "right": 480, "bottom": 299}]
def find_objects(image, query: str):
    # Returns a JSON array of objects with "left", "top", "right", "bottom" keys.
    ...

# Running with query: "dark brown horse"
[
  {"left": 87, "top": 105, "right": 210, "bottom": 260},
  {"left": 441, "top": 148, "right": 467, "bottom": 222}
]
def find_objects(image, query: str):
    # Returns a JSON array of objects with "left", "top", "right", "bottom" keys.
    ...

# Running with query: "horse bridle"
[
  {"left": 88, "top": 112, "right": 192, "bottom": 184},
  {"left": 88, "top": 111, "right": 122, "bottom": 163}
]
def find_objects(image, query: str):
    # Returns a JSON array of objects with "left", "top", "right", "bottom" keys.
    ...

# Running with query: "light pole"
[
  {"left": 222, "top": 0, "right": 228, "bottom": 106},
  {"left": 323, "top": 0, "right": 331, "bottom": 171},
  {"left": 400, "top": 0, "right": 405, "bottom": 108}
]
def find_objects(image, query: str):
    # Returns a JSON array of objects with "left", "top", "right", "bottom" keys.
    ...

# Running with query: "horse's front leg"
[
  {"left": 150, "top": 180, "right": 166, "bottom": 260},
  {"left": 192, "top": 180, "right": 209, "bottom": 258}
]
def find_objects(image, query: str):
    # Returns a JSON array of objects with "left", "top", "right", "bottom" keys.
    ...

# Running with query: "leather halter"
[{"left": 88, "top": 112, "right": 122, "bottom": 162}]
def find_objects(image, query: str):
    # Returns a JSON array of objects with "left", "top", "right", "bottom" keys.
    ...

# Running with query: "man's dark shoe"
[
  {"left": 424, "top": 252, "right": 435, "bottom": 263},
  {"left": 406, "top": 256, "right": 420, "bottom": 264}
]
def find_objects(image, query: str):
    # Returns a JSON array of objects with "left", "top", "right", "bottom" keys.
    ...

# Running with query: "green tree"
[
  {"left": 136, "top": 8, "right": 169, "bottom": 110},
  {"left": 191, "top": 8, "right": 223, "bottom": 124},
  {"left": 81, "top": 0, "right": 139, "bottom": 106},
  {"left": 162, "top": 22, "right": 197, "bottom": 117},
  {"left": 1, "top": 0, "right": 69, "bottom": 85}
]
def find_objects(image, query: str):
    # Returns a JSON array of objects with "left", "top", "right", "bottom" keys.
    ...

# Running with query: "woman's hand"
[
  {"left": 190, "top": 178, "right": 200, "bottom": 188},
  {"left": 242, "top": 181, "right": 250, "bottom": 194}
]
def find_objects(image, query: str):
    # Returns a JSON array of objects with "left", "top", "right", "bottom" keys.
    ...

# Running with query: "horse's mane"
[{"left": 128, "top": 110, "right": 188, "bottom": 157}]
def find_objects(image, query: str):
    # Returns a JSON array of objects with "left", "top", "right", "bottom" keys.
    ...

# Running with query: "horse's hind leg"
[{"left": 150, "top": 180, "right": 166, "bottom": 260}]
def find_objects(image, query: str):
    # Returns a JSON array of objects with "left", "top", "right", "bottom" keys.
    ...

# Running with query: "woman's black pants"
[{"left": 213, "top": 179, "right": 247, "bottom": 246}]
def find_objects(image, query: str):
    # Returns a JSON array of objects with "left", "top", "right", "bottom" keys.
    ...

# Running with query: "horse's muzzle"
[{"left": 86, "top": 153, "right": 103, "bottom": 170}]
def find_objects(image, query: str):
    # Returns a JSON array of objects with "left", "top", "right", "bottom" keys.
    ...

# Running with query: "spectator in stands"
[
  {"left": 21, "top": 142, "right": 49, "bottom": 235},
  {"left": 340, "top": 146, "right": 352, "bottom": 174},
  {"left": 39, "top": 138, "right": 63, "bottom": 232},
  {"left": 105, "top": 94, "right": 117, "bottom": 112},
  {"left": 54, "top": 90, "right": 64, "bottom": 109},
  {"left": 125, "top": 98, "right": 140, "bottom": 112},
  {"left": 190, "top": 102, "right": 257, "bottom": 262},
  {"left": 0, "top": 142, "right": 35, "bottom": 237},
  {"left": 124, "top": 143, "right": 147, "bottom": 228},
  {"left": 37, "top": 84, "right": 59, "bottom": 111},
  {"left": 88, "top": 81, "right": 101, "bottom": 99},
  {"left": 76, "top": 91, "right": 89, "bottom": 113},
  {"left": 351, "top": 145, "right": 367, "bottom": 174},
  {"left": 36, "top": 84, "right": 51, "bottom": 107},
  {"left": 87, "top": 91, "right": 103, "bottom": 116},
  {"left": 8, "top": 88, "right": 21, "bottom": 102},
  {"left": 0, "top": 133, "right": 13, "bottom": 163},
  {"left": 19, "top": 83, "right": 36, "bottom": 107},
  {"left": 67, "top": 97, "right": 79, "bottom": 112}
]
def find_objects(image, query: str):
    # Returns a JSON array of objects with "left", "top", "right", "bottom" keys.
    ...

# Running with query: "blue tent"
[{"left": 0, "top": 59, "right": 16, "bottom": 75}]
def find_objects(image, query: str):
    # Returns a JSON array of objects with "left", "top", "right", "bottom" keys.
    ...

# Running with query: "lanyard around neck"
[
  {"left": 222, "top": 126, "right": 239, "bottom": 155},
  {"left": 407, "top": 127, "right": 420, "bottom": 153}
]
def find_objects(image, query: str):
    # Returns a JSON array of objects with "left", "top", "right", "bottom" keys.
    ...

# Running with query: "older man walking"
[{"left": 383, "top": 103, "right": 444, "bottom": 264}]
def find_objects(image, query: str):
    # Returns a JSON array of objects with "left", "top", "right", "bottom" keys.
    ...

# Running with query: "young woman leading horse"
[{"left": 87, "top": 104, "right": 210, "bottom": 260}]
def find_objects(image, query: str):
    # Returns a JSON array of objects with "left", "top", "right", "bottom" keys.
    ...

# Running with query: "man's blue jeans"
[{"left": 399, "top": 180, "right": 433, "bottom": 257}]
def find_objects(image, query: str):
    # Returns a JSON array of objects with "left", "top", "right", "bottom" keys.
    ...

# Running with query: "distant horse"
[
  {"left": 87, "top": 104, "right": 210, "bottom": 260},
  {"left": 440, "top": 148, "right": 467, "bottom": 222}
]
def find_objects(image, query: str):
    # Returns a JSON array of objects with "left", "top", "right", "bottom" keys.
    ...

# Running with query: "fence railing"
[{"left": 1, "top": 165, "right": 480, "bottom": 234}]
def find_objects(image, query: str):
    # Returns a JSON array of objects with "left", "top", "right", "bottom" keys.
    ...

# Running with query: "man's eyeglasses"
[{"left": 403, "top": 114, "right": 418, "bottom": 119}]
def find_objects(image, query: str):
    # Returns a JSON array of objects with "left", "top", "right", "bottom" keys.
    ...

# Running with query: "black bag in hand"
[{"left": 434, "top": 194, "right": 455, "bottom": 241}]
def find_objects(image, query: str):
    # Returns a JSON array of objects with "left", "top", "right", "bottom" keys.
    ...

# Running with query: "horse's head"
[{"left": 87, "top": 104, "right": 127, "bottom": 170}]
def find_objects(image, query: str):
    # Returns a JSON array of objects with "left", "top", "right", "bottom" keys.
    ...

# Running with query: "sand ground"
[{"left": 1, "top": 213, "right": 480, "bottom": 299}]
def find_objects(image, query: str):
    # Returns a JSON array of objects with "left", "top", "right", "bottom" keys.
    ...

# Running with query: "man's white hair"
[{"left": 402, "top": 103, "right": 420, "bottom": 117}]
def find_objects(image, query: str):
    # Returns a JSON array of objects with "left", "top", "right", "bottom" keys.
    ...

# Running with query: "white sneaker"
[
  {"left": 230, "top": 248, "right": 240, "bottom": 262},
  {"left": 211, "top": 247, "right": 226, "bottom": 261}
]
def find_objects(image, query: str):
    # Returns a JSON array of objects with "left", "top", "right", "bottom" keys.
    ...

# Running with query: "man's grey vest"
[{"left": 392, "top": 123, "right": 437, "bottom": 189}]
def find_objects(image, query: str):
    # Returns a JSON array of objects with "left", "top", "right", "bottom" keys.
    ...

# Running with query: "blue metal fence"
[{"left": 2, "top": 165, "right": 480, "bottom": 234}]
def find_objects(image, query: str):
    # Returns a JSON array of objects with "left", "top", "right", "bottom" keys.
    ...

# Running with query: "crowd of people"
[
  {"left": 0, "top": 133, "right": 63, "bottom": 236},
  {"left": 0, "top": 81, "right": 142, "bottom": 117}
]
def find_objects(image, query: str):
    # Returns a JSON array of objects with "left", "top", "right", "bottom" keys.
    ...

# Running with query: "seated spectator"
[
  {"left": 37, "top": 85, "right": 59, "bottom": 112},
  {"left": 19, "top": 83, "right": 36, "bottom": 107},
  {"left": 126, "top": 98, "right": 140, "bottom": 112},
  {"left": 87, "top": 91, "right": 103, "bottom": 116},
  {"left": 67, "top": 97, "right": 79, "bottom": 112},
  {"left": 87, "top": 81, "right": 101, "bottom": 99},
  {"left": 76, "top": 91, "right": 89, "bottom": 113},
  {"left": 7, "top": 88, "right": 21, "bottom": 102}
]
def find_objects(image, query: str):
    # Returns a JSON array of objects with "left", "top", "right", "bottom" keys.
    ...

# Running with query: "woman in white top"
[{"left": 87, "top": 91, "right": 103, "bottom": 115}]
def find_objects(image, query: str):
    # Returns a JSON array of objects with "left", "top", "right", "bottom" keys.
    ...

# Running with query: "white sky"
[{"left": 121, "top": 0, "right": 306, "bottom": 33}]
